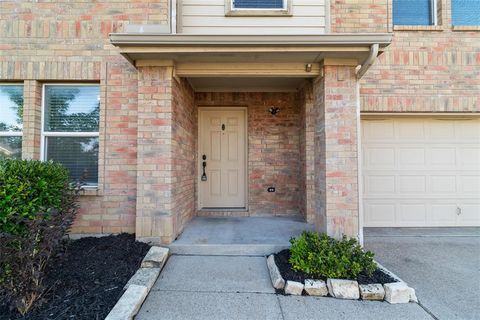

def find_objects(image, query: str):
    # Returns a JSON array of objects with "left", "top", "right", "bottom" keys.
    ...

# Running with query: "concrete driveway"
[{"left": 364, "top": 227, "right": 480, "bottom": 320}]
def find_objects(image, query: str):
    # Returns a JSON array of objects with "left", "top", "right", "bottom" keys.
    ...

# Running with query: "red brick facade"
[
  {"left": 332, "top": 0, "right": 480, "bottom": 113},
  {"left": 1, "top": 0, "right": 478, "bottom": 242}
]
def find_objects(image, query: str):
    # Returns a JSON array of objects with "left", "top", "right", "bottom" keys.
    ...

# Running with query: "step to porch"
[{"left": 168, "top": 216, "right": 314, "bottom": 256}]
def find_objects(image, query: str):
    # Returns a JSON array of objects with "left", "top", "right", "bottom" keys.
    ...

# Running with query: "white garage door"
[{"left": 362, "top": 117, "right": 480, "bottom": 227}]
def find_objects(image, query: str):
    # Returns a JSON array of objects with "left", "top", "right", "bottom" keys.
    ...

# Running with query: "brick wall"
[
  {"left": 313, "top": 65, "right": 360, "bottom": 238},
  {"left": 331, "top": 0, "right": 390, "bottom": 33},
  {"left": 361, "top": 30, "right": 480, "bottom": 112},
  {"left": 195, "top": 92, "right": 302, "bottom": 216},
  {"left": 298, "top": 85, "right": 316, "bottom": 223},
  {"left": 172, "top": 78, "right": 196, "bottom": 236},
  {"left": 0, "top": 1, "right": 170, "bottom": 234},
  {"left": 331, "top": 0, "right": 480, "bottom": 113}
]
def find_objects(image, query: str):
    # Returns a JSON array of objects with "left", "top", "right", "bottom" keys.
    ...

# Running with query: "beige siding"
[{"left": 179, "top": 0, "right": 326, "bottom": 34}]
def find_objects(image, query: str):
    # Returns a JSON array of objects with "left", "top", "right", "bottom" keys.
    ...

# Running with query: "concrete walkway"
[
  {"left": 135, "top": 255, "right": 431, "bottom": 320},
  {"left": 365, "top": 227, "right": 480, "bottom": 320},
  {"left": 135, "top": 227, "right": 479, "bottom": 320}
]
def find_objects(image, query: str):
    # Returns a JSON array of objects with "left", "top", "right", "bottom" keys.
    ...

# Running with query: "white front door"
[
  {"left": 199, "top": 108, "right": 247, "bottom": 208},
  {"left": 362, "top": 117, "right": 480, "bottom": 227}
]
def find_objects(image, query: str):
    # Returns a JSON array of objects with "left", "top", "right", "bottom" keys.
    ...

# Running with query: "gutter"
[{"left": 356, "top": 43, "right": 379, "bottom": 79}]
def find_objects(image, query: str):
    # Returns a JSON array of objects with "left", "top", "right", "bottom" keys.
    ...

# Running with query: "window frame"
[
  {"left": 40, "top": 83, "right": 100, "bottom": 188},
  {"left": 392, "top": 0, "right": 438, "bottom": 26},
  {"left": 225, "top": 0, "right": 292, "bottom": 16},
  {"left": 0, "top": 83, "right": 24, "bottom": 159}
]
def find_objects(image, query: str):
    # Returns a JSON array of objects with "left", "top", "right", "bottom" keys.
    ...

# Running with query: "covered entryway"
[
  {"left": 109, "top": 33, "right": 392, "bottom": 244},
  {"left": 362, "top": 116, "right": 480, "bottom": 227}
]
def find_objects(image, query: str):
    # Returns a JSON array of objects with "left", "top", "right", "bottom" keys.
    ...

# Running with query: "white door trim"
[{"left": 197, "top": 106, "right": 248, "bottom": 210}]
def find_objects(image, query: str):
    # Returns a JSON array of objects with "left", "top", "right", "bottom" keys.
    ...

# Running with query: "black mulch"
[
  {"left": 0, "top": 233, "right": 150, "bottom": 320},
  {"left": 274, "top": 249, "right": 397, "bottom": 294}
]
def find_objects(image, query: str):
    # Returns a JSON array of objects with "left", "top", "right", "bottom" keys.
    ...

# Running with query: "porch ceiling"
[
  {"left": 187, "top": 77, "right": 307, "bottom": 92},
  {"left": 109, "top": 34, "right": 393, "bottom": 77}
]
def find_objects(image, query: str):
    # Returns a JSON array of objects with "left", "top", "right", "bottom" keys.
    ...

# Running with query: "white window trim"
[
  {"left": 40, "top": 83, "right": 100, "bottom": 187},
  {"left": 431, "top": 0, "right": 438, "bottom": 26},
  {"left": 225, "top": 0, "right": 292, "bottom": 16},
  {"left": 0, "top": 83, "right": 23, "bottom": 138}
]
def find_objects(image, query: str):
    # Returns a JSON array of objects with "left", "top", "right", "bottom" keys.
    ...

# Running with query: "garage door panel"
[
  {"left": 365, "top": 175, "right": 395, "bottom": 194},
  {"left": 429, "top": 204, "right": 457, "bottom": 225},
  {"left": 363, "top": 120, "right": 395, "bottom": 141},
  {"left": 458, "top": 148, "right": 480, "bottom": 167},
  {"left": 398, "top": 204, "right": 427, "bottom": 225},
  {"left": 459, "top": 204, "right": 480, "bottom": 225},
  {"left": 429, "top": 121, "right": 455, "bottom": 139},
  {"left": 398, "top": 148, "right": 426, "bottom": 166},
  {"left": 364, "top": 202, "right": 396, "bottom": 226},
  {"left": 397, "top": 121, "right": 426, "bottom": 140},
  {"left": 460, "top": 175, "right": 480, "bottom": 194},
  {"left": 364, "top": 147, "right": 395, "bottom": 168},
  {"left": 399, "top": 176, "right": 426, "bottom": 194},
  {"left": 363, "top": 117, "right": 480, "bottom": 227},
  {"left": 430, "top": 148, "right": 456, "bottom": 166},
  {"left": 456, "top": 121, "right": 480, "bottom": 140},
  {"left": 430, "top": 175, "right": 457, "bottom": 194}
]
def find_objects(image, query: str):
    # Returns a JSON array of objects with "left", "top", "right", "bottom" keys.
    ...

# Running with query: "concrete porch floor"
[{"left": 168, "top": 216, "right": 314, "bottom": 256}]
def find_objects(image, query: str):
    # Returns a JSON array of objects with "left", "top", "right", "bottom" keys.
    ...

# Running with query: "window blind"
[
  {"left": 233, "top": 0, "right": 284, "bottom": 9},
  {"left": 452, "top": 0, "right": 480, "bottom": 26},
  {"left": 44, "top": 85, "right": 100, "bottom": 132},
  {"left": 393, "top": 0, "right": 434, "bottom": 25}
]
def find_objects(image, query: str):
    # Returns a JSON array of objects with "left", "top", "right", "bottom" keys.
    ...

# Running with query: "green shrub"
[
  {"left": 0, "top": 159, "right": 79, "bottom": 315},
  {"left": 0, "top": 159, "right": 71, "bottom": 235},
  {"left": 289, "top": 231, "right": 376, "bottom": 280}
]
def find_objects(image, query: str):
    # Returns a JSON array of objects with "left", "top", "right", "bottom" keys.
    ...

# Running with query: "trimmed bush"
[
  {"left": 289, "top": 231, "right": 376, "bottom": 280},
  {"left": 0, "top": 159, "right": 79, "bottom": 315},
  {"left": 0, "top": 159, "right": 71, "bottom": 235}
]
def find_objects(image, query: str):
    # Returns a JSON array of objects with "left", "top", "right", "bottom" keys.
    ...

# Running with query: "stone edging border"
[
  {"left": 267, "top": 255, "right": 417, "bottom": 304},
  {"left": 105, "top": 246, "right": 170, "bottom": 320}
]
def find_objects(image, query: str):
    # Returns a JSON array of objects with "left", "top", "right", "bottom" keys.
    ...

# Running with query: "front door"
[{"left": 199, "top": 107, "right": 247, "bottom": 208}]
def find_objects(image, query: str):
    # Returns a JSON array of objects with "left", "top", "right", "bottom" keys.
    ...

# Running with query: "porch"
[
  {"left": 109, "top": 34, "right": 392, "bottom": 245},
  {"left": 168, "top": 216, "right": 314, "bottom": 255}
]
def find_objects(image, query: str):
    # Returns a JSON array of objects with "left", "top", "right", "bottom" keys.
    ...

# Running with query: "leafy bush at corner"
[
  {"left": 0, "top": 159, "right": 79, "bottom": 315},
  {"left": 289, "top": 231, "right": 376, "bottom": 280},
  {"left": 0, "top": 159, "right": 71, "bottom": 235}
]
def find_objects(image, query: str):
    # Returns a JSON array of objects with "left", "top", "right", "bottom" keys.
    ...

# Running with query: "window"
[
  {"left": 393, "top": 0, "right": 436, "bottom": 26},
  {"left": 452, "top": 0, "right": 480, "bottom": 26},
  {"left": 0, "top": 84, "right": 23, "bottom": 159},
  {"left": 42, "top": 84, "right": 100, "bottom": 187},
  {"left": 233, "top": 0, "right": 285, "bottom": 9},
  {"left": 227, "top": 0, "right": 291, "bottom": 16}
]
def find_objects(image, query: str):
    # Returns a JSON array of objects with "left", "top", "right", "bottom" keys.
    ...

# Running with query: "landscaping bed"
[
  {"left": 274, "top": 249, "right": 397, "bottom": 288},
  {"left": 267, "top": 232, "right": 417, "bottom": 303},
  {"left": 0, "top": 234, "right": 150, "bottom": 320}
]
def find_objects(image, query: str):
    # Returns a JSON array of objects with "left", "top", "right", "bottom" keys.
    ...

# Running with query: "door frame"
[{"left": 197, "top": 106, "right": 248, "bottom": 210}]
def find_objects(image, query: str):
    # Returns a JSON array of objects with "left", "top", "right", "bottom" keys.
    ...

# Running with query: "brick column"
[
  {"left": 22, "top": 80, "right": 42, "bottom": 160},
  {"left": 136, "top": 66, "right": 176, "bottom": 244},
  {"left": 313, "top": 64, "right": 359, "bottom": 239}
]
